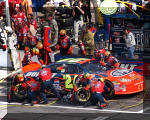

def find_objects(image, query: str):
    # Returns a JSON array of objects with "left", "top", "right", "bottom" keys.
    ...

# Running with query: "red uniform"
[
  {"left": 29, "top": 19, "right": 37, "bottom": 30},
  {"left": 39, "top": 68, "right": 52, "bottom": 81},
  {"left": 18, "top": 25, "right": 29, "bottom": 44},
  {"left": 57, "top": 35, "right": 72, "bottom": 55},
  {"left": 105, "top": 55, "right": 120, "bottom": 68},
  {"left": 95, "top": 49, "right": 106, "bottom": 61},
  {"left": 12, "top": 12, "right": 27, "bottom": 25},
  {"left": 22, "top": 51, "right": 32, "bottom": 66},
  {"left": 26, "top": 78, "right": 40, "bottom": 92},
  {"left": 91, "top": 81, "right": 104, "bottom": 93}
]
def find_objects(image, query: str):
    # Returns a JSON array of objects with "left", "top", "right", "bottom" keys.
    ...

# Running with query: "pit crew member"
[
  {"left": 22, "top": 47, "right": 32, "bottom": 66},
  {"left": 57, "top": 29, "right": 72, "bottom": 55},
  {"left": 39, "top": 66, "right": 61, "bottom": 104},
  {"left": 91, "top": 77, "right": 108, "bottom": 108},
  {"left": 101, "top": 51, "right": 120, "bottom": 69}
]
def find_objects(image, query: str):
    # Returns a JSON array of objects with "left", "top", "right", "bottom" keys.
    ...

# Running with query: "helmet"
[
  {"left": 24, "top": 47, "right": 30, "bottom": 53},
  {"left": 99, "top": 49, "right": 106, "bottom": 54},
  {"left": 98, "top": 77, "right": 105, "bottom": 82},
  {"left": 104, "top": 51, "right": 111, "bottom": 57},
  {"left": 33, "top": 47, "right": 39, "bottom": 55},
  {"left": 83, "top": 73, "right": 90, "bottom": 79},
  {"left": 16, "top": 73, "right": 24, "bottom": 82},
  {"left": 36, "top": 41, "right": 43, "bottom": 49},
  {"left": 60, "top": 29, "right": 66, "bottom": 36}
]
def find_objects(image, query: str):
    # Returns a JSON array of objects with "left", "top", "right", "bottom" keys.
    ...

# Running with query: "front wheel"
[
  {"left": 74, "top": 87, "right": 91, "bottom": 104},
  {"left": 13, "top": 83, "right": 27, "bottom": 100},
  {"left": 103, "top": 80, "right": 115, "bottom": 99}
]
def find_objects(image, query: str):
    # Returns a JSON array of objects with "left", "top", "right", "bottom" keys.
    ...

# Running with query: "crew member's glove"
[
  {"left": 84, "top": 86, "right": 89, "bottom": 91},
  {"left": 100, "top": 61, "right": 105, "bottom": 66},
  {"left": 67, "top": 47, "right": 72, "bottom": 55},
  {"left": 46, "top": 47, "right": 52, "bottom": 52},
  {"left": 56, "top": 44, "right": 60, "bottom": 50},
  {"left": 74, "top": 85, "right": 78, "bottom": 92}
]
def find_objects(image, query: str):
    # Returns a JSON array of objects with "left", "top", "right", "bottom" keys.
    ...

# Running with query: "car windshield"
[{"left": 81, "top": 61, "right": 106, "bottom": 73}]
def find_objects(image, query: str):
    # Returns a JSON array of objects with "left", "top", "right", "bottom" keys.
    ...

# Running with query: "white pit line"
[{"left": 0, "top": 102, "right": 143, "bottom": 114}]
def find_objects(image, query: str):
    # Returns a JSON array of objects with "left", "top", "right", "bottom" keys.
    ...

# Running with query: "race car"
[
  {"left": 47, "top": 58, "right": 145, "bottom": 95},
  {"left": 7, "top": 58, "right": 145, "bottom": 103}
]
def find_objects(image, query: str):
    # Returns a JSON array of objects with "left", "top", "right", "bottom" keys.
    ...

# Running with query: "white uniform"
[{"left": 7, "top": 31, "right": 20, "bottom": 70}]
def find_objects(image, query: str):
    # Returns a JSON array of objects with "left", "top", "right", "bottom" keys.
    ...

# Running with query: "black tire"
[
  {"left": 103, "top": 80, "right": 115, "bottom": 99},
  {"left": 74, "top": 87, "right": 91, "bottom": 104},
  {"left": 13, "top": 84, "right": 27, "bottom": 100}
]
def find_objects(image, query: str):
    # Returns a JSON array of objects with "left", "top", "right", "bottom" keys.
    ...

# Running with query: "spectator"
[
  {"left": 79, "top": 24, "right": 95, "bottom": 56},
  {"left": 123, "top": 28, "right": 136, "bottom": 59},
  {"left": 94, "top": 25, "right": 106, "bottom": 49},
  {"left": 42, "top": 12, "right": 58, "bottom": 51},
  {"left": 73, "top": 0, "right": 84, "bottom": 43},
  {"left": 83, "top": 0, "right": 91, "bottom": 23}
]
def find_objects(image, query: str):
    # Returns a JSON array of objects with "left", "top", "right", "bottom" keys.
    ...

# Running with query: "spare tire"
[
  {"left": 103, "top": 80, "right": 115, "bottom": 99},
  {"left": 74, "top": 87, "right": 91, "bottom": 104}
]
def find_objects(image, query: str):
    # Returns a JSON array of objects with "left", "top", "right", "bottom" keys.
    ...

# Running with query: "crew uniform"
[
  {"left": 22, "top": 77, "right": 40, "bottom": 106},
  {"left": 101, "top": 51, "right": 120, "bottom": 68},
  {"left": 74, "top": 73, "right": 91, "bottom": 92},
  {"left": 39, "top": 67, "right": 60, "bottom": 104},
  {"left": 57, "top": 30, "right": 72, "bottom": 55},
  {"left": 95, "top": 49, "right": 106, "bottom": 61},
  {"left": 22, "top": 47, "right": 32, "bottom": 66},
  {"left": 91, "top": 78, "right": 108, "bottom": 108}
]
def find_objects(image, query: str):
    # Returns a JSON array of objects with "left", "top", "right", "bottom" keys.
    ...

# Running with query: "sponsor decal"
[
  {"left": 25, "top": 72, "right": 39, "bottom": 77},
  {"left": 111, "top": 69, "right": 132, "bottom": 77},
  {"left": 120, "top": 64, "right": 138, "bottom": 71}
]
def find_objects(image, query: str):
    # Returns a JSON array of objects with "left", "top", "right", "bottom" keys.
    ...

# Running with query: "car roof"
[{"left": 57, "top": 58, "right": 91, "bottom": 64}]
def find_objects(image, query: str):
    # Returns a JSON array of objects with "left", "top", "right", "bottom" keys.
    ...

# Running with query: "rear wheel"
[
  {"left": 103, "top": 80, "right": 115, "bottom": 99},
  {"left": 74, "top": 87, "right": 91, "bottom": 104}
]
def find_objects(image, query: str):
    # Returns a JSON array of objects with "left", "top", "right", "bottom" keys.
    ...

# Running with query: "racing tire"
[
  {"left": 13, "top": 83, "right": 27, "bottom": 100},
  {"left": 103, "top": 80, "right": 115, "bottom": 99},
  {"left": 74, "top": 87, "right": 91, "bottom": 104}
]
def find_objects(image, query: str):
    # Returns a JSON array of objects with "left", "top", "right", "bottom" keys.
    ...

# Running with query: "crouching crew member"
[
  {"left": 57, "top": 29, "right": 73, "bottom": 55},
  {"left": 74, "top": 73, "right": 92, "bottom": 92},
  {"left": 22, "top": 77, "right": 40, "bottom": 106},
  {"left": 22, "top": 47, "right": 32, "bottom": 66},
  {"left": 100, "top": 51, "right": 120, "bottom": 68},
  {"left": 91, "top": 77, "right": 108, "bottom": 108},
  {"left": 39, "top": 66, "right": 61, "bottom": 104}
]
